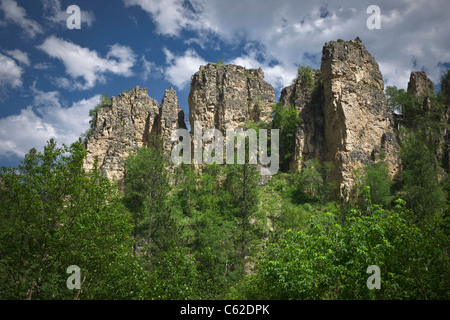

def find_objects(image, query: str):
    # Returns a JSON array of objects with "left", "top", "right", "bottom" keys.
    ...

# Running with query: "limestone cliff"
[
  {"left": 320, "top": 40, "right": 400, "bottom": 195},
  {"left": 406, "top": 71, "right": 435, "bottom": 118},
  {"left": 155, "top": 87, "right": 186, "bottom": 155},
  {"left": 188, "top": 63, "right": 276, "bottom": 132},
  {"left": 83, "top": 86, "right": 185, "bottom": 182},
  {"left": 278, "top": 40, "right": 400, "bottom": 194},
  {"left": 83, "top": 41, "right": 406, "bottom": 193},
  {"left": 279, "top": 69, "right": 326, "bottom": 171},
  {"left": 405, "top": 71, "right": 450, "bottom": 173}
]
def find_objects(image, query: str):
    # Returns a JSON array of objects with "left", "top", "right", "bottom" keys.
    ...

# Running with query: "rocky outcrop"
[
  {"left": 320, "top": 40, "right": 400, "bottom": 195},
  {"left": 279, "top": 69, "right": 326, "bottom": 171},
  {"left": 406, "top": 71, "right": 435, "bottom": 118},
  {"left": 188, "top": 63, "right": 276, "bottom": 132},
  {"left": 406, "top": 71, "right": 450, "bottom": 173},
  {"left": 83, "top": 86, "right": 185, "bottom": 182},
  {"left": 155, "top": 87, "right": 186, "bottom": 155},
  {"left": 83, "top": 41, "right": 409, "bottom": 194}
]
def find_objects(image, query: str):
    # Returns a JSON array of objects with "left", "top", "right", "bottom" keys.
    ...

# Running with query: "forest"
[{"left": 0, "top": 71, "right": 449, "bottom": 300}]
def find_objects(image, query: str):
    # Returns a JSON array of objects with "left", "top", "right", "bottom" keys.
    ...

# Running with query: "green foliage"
[
  {"left": 236, "top": 200, "right": 449, "bottom": 300},
  {"left": 441, "top": 69, "right": 450, "bottom": 104},
  {"left": 358, "top": 161, "right": 392, "bottom": 208},
  {"left": 354, "top": 36, "right": 362, "bottom": 43},
  {"left": 386, "top": 84, "right": 447, "bottom": 220},
  {"left": 337, "top": 38, "right": 344, "bottom": 43},
  {"left": 385, "top": 86, "right": 418, "bottom": 115},
  {"left": 399, "top": 129, "right": 445, "bottom": 220},
  {"left": 0, "top": 139, "right": 147, "bottom": 299},
  {"left": 296, "top": 66, "right": 315, "bottom": 88},
  {"left": 222, "top": 161, "right": 262, "bottom": 279},
  {"left": 214, "top": 55, "right": 224, "bottom": 66},
  {"left": 272, "top": 102, "right": 303, "bottom": 172},
  {"left": 122, "top": 140, "right": 175, "bottom": 261},
  {"left": 292, "top": 159, "right": 335, "bottom": 204},
  {"left": 3, "top": 71, "right": 449, "bottom": 300}
]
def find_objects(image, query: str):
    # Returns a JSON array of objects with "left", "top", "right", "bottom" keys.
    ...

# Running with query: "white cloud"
[
  {"left": 141, "top": 55, "right": 162, "bottom": 80},
  {"left": 228, "top": 49, "right": 296, "bottom": 90},
  {"left": 37, "top": 36, "right": 137, "bottom": 90},
  {"left": 163, "top": 47, "right": 207, "bottom": 90},
  {"left": 42, "top": 0, "right": 95, "bottom": 27},
  {"left": 378, "top": 61, "right": 413, "bottom": 90},
  {"left": 0, "top": 106, "right": 57, "bottom": 158},
  {"left": 3, "top": 49, "right": 30, "bottom": 66},
  {"left": 0, "top": 53, "right": 23, "bottom": 90},
  {"left": 0, "top": 86, "right": 100, "bottom": 158},
  {"left": 123, "top": 0, "right": 209, "bottom": 36},
  {"left": 0, "top": 0, "right": 43, "bottom": 38},
  {"left": 128, "top": 0, "right": 450, "bottom": 89}
]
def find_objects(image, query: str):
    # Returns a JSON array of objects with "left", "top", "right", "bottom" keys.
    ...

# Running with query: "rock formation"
[
  {"left": 83, "top": 86, "right": 186, "bottom": 182},
  {"left": 405, "top": 71, "right": 450, "bottom": 173},
  {"left": 406, "top": 71, "right": 435, "bottom": 118},
  {"left": 188, "top": 63, "right": 276, "bottom": 132},
  {"left": 155, "top": 87, "right": 186, "bottom": 155},
  {"left": 320, "top": 40, "right": 400, "bottom": 195},
  {"left": 278, "top": 40, "right": 400, "bottom": 194},
  {"left": 279, "top": 69, "right": 326, "bottom": 171},
  {"left": 82, "top": 41, "right": 414, "bottom": 195}
]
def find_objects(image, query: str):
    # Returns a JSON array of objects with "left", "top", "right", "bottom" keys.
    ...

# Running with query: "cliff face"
[
  {"left": 320, "top": 40, "right": 400, "bottom": 194},
  {"left": 155, "top": 87, "right": 186, "bottom": 155},
  {"left": 278, "top": 40, "right": 400, "bottom": 194},
  {"left": 406, "top": 71, "right": 450, "bottom": 173},
  {"left": 84, "top": 41, "right": 408, "bottom": 193},
  {"left": 188, "top": 63, "right": 276, "bottom": 132},
  {"left": 406, "top": 71, "right": 435, "bottom": 118},
  {"left": 83, "top": 86, "right": 186, "bottom": 182},
  {"left": 279, "top": 69, "right": 326, "bottom": 171}
]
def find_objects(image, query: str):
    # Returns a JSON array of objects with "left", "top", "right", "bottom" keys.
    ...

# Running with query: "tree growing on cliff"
[
  {"left": 272, "top": 102, "right": 302, "bottom": 172},
  {"left": 386, "top": 84, "right": 447, "bottom": 219},
  {"left": 82, "top": 93, "right": 111, "bottom": 140}
]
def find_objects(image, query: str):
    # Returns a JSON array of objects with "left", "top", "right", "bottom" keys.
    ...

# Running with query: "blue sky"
[{"left": 0, "top": 0, "right": 449, "bottom": 167}]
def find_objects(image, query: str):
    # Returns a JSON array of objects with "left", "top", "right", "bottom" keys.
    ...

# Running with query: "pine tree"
[{"left": 123, "top": 138, "right": 171, "bottom": 258}]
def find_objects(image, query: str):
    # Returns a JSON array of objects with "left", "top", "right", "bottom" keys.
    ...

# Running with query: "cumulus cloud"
[
  {"left": 123, "top": 0, "right": 211, "bottom": 36},
  {"left": 163, "top": 47, "right": 207, "bottom": 90},
  {"left": 0, "top": 53, "right": 23, "bottom": 93},
  {"left": 0, "top": 0, "right": 43, "bottom": 38},
  {"left": 0, "top": 107, "right": 57, "bottom": 158},
  {"left": 228, "top": 46, "right": 296, "bottom": 91},
  {"left": 127, "top": 0, "right": 450, "bottom": 89},
  {"left": 3, "top": 49, "right": 30, "bottom": 66},
  {"left": 0, "top": 85, "right": 100, "bottom": 158},
  {"left": 37, "top": 36, "right": 137, "bottom": 90}
]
